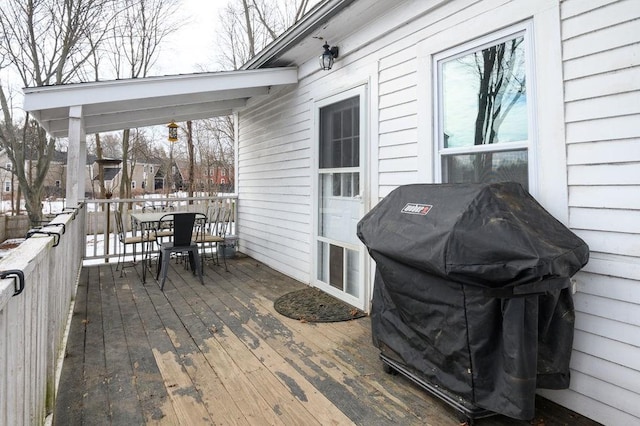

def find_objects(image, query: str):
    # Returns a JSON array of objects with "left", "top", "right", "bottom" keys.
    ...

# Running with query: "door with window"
[{"left": 314, "top": 88, "right": 366, "bottom": 310}]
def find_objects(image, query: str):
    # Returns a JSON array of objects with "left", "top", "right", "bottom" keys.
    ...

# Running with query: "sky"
[
  {"left": 154, "top": 0, "right": 226, "bottom": 75},
  {"left": 0, "top": 1, "right": 224, "bottom": 86},
  {"left": 0, "top": 0, "right": 226, "bottom": 121}
]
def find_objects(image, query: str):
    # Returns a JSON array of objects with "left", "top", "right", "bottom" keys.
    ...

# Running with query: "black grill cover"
[{"left": 357, "top": 182, "right": 589, "bottom": 420}]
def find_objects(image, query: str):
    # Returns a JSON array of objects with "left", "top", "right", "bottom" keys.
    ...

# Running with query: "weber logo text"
[{"left": 401, "top": 203, "right": 432, "bottom": 215}]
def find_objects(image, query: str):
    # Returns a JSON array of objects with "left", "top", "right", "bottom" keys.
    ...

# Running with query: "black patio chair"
[{"left": 155, "top": 212, "right": 204, "bottom": 290}]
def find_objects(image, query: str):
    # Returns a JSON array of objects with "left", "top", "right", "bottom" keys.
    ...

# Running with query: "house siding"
[
  {"left": 378, "top": 54, "right": 420, "bottom": 197},
  {"left": 237, "top": 0, "right": 639, "bottom": 423},
  {"left": 237, "top": 85, "right": 314, "bottom": 282},
  {"left": 548, "top": 0, "right": 640, "bottom": 423}
]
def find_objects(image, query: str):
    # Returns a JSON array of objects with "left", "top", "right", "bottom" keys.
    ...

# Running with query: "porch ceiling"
[{"left": 22, "top": 67, "right": 298, "bottom": 138}]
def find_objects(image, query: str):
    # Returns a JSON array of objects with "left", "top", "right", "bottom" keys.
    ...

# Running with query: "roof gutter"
[{"left": 241, "top": 0, "right": 357, "bottom": 70}]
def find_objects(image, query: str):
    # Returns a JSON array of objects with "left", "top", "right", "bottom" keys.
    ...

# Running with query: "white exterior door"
[{"left": 313, "top": 86, "right": 367, "bottom": 310}]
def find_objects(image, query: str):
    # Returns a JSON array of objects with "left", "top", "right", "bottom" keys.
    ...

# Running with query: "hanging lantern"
[
  {"left": 319, "top": 42, "right": 339, "bottom": 71},
  {"left": 167, "top": 121, "right": 178, "bottom": 142}
]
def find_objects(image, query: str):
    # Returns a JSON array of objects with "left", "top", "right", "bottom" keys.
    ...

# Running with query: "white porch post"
[{"left": 66, "top": 105, "right": 86, "bottom": 207}]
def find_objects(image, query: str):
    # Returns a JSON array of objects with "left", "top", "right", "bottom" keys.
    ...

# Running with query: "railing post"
[{"left": 104, "top": 201, "right": 110, "bottom": 262}]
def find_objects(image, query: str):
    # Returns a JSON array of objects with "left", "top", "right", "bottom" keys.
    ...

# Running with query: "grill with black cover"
[{"left": 356, "top": 182, "right": 589, "bottom": 421}]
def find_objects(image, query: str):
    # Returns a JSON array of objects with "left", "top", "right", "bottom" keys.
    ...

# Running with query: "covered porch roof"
[
  {"left": 22, "top": 67, "right": 298, "bottom": 205},
  {"left": 22, "top": 67, "right": 298, "bottom": 138}
]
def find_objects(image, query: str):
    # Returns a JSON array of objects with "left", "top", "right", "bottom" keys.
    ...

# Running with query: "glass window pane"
[
  {"left": 443, "top": 150, "right": 528, "bottom": 190},
  {"left": 332, "top": 111, "right": 341, "bottom": 139},
  {"left": 317, "top": 241, "right": 327, "bottom": 281},
  {"left": 343, "top": 173, "right": 352, "bottom": 197},
  {"left": 353, "top": 172, "right": 360, "bottom": 197},
  {"left": 319, "top": 96, "right": 360, "bottom": 168},
  {"left": 329, "top": 244, "right": 344, "bottom": 290},
  {"left": 342, "top": 137, "right": 352, "bottom": 166},
  {"left": 332, "top": 140, "right": 342, "bottom": 167},
  {"left": 353, "top": 110, "right": 359, "bottom": 139},
  {"left": 320, "top": 173, "right": 361, "bottom": 244},
  {"left": 345, "top": 249, "right": 360, "bottom": 297},
  {"left": 343, "top": 109, "right": 352, "bottom": 137},
  {"left": 442, "top": 36, "right": 527, "bottom": 148},
  {"left": 332, "top": 173, "right": 341, "bottom": 196},
  {"left": 353, "top": 136, "right": 359, "bottom": 166}
]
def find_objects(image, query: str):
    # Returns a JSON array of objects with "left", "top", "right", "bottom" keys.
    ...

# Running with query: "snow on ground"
[{"left": 0, "top": 238, "right": 24, "bottom": 258}]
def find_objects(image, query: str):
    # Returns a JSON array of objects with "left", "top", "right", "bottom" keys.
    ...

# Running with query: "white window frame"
[
  {"left": 433, "top": 21, "right": 538, "bottom": 195},
  {"left": 4, "top": 181, "right": 10, "bottom": 192},
  {"left": 131, "top": 180, "right": 136, "bottom": 189}
]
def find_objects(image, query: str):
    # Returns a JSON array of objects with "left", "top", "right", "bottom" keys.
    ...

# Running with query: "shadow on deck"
[{"left": 54, "top": 254, "right": 599, "bottom": 425}]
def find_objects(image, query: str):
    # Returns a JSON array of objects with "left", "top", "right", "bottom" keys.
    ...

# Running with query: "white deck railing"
[
  {"left": 0, "top": 195, "right": 239, "bottom": 425},
  {"left": 0, "top": 204, "right": 85, "bottom": 426},
  {"left": 83, "top": 195, "right": 238, "bottom": 264}
]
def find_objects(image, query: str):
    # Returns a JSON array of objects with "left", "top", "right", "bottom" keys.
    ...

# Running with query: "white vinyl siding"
[
  {"left": 539, "top": 0, "right": 640, "bottom": 424},
  {"left": 237, "top": 86, "right": 314, "bottom": 282},
  {"left": 378, "top": 54, "right": 419, "bottom": 197}
]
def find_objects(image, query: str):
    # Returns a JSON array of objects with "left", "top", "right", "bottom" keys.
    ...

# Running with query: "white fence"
[
  {"left": 0, "top": 204, "right": 85, "bottom": 425},
  {"left": 83, "top": 195, "right": 237, "bottom": 264}
]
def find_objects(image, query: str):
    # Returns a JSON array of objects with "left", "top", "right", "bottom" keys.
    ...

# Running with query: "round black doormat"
[{"left": 274, "top": 287, "right": 366, "bottom": 322}]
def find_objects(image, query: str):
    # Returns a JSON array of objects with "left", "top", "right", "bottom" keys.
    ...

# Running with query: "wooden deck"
[{"left": 53, "top": 254, "right": 599, "bottom": 425}]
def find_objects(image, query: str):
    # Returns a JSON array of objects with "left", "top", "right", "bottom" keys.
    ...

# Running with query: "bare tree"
[
  {"left": 473, "top": 38, "right": 525, "bottom": 147},
  {"left": 107, "top": 0, "right": 181, "bottom": 199},
  {"left": 217, "top": 0, "right": 316, "bottom": 70},
  {"left": 467, "top": 37, "right": 526, "bottom": 182},
  {"left": 193, "top": 117, "right": 235, "bottom": 195},
  {"left": 84, "top": 17, "right": 121, "bottom": 200},
  {"left": 206, "top": 0, "right": 316, "bottom": 193},
  {"left": 0, "top": 0, "right": 116, "bottom": 225}
]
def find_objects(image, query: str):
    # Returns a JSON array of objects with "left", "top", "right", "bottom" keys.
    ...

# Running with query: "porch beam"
[
  {"left": 23, "top": 69, "right": 295, "bottom": 139},
  {"left": 66, "top": 105, "right": 86, "bottom": 207},
  {"left": 23, "top": 68, "right": 297, "bottom": 111},
  {"left": 43, "top": 98, "right": 248, "bottom": 136}
]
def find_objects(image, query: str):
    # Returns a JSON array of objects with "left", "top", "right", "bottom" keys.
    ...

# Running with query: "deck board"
[{"left": 53, "top": 255, "right": 600, "bottom": 426}]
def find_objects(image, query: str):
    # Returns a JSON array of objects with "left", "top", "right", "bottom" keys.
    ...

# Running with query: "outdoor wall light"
[
  {"left": 167, "top": 121, "right": 178, "bottom": 142},
  {"left": 319, "top": 42, "right": 339, "bottom": 70}
]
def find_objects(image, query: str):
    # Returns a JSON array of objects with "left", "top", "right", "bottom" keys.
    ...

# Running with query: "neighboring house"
[
  {"left": 87, "top": 158, "right": 121, "bottom": 197},
  {"left": 86, "top": 159, "right": 165, "bottom": 196},
  {"left": 21, "top": 0, "right": 640, "bottom": 424},
  {"left": 0, "top": 149, "right": 88, "bottom": 200},
  {"left": 0, "top": 150, "right": 15, "bottom": 198},
  {"left": 44, "top": 150, "right": 67, "bottom": 197},
  {"left": 178, "top": 159, "right": 235, "bottom": 194},
  {"left": 153, "top": 161, "right": 184, "bottom": 192},
  {"left": 207, "top": 161, "right": 234, "bottom": 193},
  {"left": 130, "top": 160, "right": 163, "bottom": 194}
]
